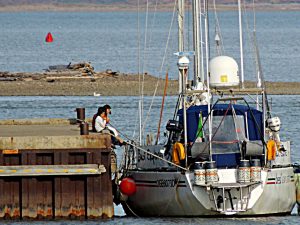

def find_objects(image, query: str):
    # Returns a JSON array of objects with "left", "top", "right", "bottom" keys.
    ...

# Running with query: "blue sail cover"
[{"left": 178, "top": 104, "right": 263, "bottom": 143}]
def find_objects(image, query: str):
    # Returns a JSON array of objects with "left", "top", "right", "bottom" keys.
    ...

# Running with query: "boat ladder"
[{"left": 208, "top": 182, "right": 259, "bottom": 214}]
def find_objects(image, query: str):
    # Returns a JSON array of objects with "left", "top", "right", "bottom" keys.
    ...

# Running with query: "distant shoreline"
[
  {"left": 0, "top": 71, "right": 300, "bottom": 96},
  {"left": 0, "top": 3, "right": 300, "bottom": 12}
]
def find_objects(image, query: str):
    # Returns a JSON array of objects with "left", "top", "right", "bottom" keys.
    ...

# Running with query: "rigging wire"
[
  {"left": 243, "top": 0, "right": 271, "bottom": 116},
  {"left": 140, "top": 0, "right": 150, "bottom": 143},
  {"left": 133, "top": 0, "right": 160, "bottom": 140},
  {"left": 213, "top": 0, "right": 225, "bottom": 56},
  {"left": 187, "top": 0, "right": 190, "bottom": 53},
  {"left": 142, "top": 0, "right": 159, "bottom": 73},
  {"left": 242, "top": 0, "right": 263, "bottom": 112},
  {"left": 133, "top": 0, "right": 141, "bottom": 140},
  {"left": 141, "top": 0, "right": 178, "bottom": 136},
  {"left": 242, "top": 0, "right": 258, "bottom": 84},
  {"left": 134, "top": 0, "right": 160, "bottom": 142}
]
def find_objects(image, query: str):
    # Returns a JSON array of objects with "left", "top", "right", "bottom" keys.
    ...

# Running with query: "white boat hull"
[{"left": 122, "top": 167, "right": 296, "bottom": 216}]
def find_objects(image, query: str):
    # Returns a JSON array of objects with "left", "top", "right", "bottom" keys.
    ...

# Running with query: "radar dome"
[
  {"left": 209, "top": 56, "right": 239, "bottom": 87},
  {"left": 177, "top": 56, "right": 190, "bottom": 69}
]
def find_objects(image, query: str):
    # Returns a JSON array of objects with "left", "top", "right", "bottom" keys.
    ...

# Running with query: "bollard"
[
  {"left": 80, "top": 122, "right": 89, "bottom": 135},
  {"left": 76, "top": 108, "right": 85, "bottom": 123}
]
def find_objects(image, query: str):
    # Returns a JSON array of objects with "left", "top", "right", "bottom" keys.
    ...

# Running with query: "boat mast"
[
  {"left": 203, "top": 0, "right": 212, "bottom": 160},
  {"left": 178, "top": 56, "right": 190, "bottom": 168},
  {"left": 199, "top": 0, "right": 205, "bottom": 84},
  {"left": 192, "top": 0, "right": 202, "bottom": 89},
  {"left": 238, "top": 0, "right": 245, "bottom": 88},
  {"left": 178, "top": 0, "right": 185, "bottom": 100}
]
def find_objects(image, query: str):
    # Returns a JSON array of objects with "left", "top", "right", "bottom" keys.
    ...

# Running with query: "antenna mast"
[
  {"left": 178, "top": 0, "right": 185, "bottom": 99},
  {"left": 192, "top": 0, "right": 202, "bottom": 89},
  {"left": 238, "top": 0, "right": 245, "bottom": 88}
]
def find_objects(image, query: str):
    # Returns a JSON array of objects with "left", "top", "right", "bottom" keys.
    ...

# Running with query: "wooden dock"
[{"left": 0, "top": 119, "right": 113, "bottom": 220}]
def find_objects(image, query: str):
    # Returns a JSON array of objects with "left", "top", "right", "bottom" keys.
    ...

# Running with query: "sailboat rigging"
[{"left": 114, "top": 0, "right": 300, "bottom": 217}]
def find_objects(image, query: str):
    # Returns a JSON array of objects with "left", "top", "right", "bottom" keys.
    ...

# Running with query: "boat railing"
[{"left": 186, "top": 87, "right": 264, "bottom": 96}]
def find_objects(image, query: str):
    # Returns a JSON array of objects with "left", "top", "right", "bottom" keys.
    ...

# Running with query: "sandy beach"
[{"left": 0, "top": 70, "right": 299, "bottom": 96}]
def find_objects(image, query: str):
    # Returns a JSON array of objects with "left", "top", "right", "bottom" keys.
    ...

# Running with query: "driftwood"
[
  {"left": 0, "top": 77, "right": 17, "bottom": 81},
  {"left": 0, "top": 61, "right": 124, "bottom": 81},
  {"left": 105, "top": 69, "right": 119, "bottom": 77},
  {"left": 46, "top": 62, "right": 95, "bottom": 76}
]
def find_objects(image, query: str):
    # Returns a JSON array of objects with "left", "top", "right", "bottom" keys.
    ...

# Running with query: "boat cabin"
[{"left": 177, "top": 104, "right": 264, "bottom": 168}]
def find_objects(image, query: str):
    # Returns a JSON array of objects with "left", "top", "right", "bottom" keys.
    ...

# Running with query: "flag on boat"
[{"left": 196, "top": 112, "right": 203, "bottom": 141}]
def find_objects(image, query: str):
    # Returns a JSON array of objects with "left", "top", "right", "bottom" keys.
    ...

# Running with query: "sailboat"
[{"left": 114, "top": 0, "right": 300, "bottom": 216}]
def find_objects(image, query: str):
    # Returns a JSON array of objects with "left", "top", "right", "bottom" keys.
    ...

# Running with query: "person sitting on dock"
[
  {"left": 92, "top": 107, "right": 101, "bottom": 132},
  {"left": 103, "top": 104, "right": 111, "bottom": 123},
  {"left": 94, "top": 106, "right": 124, "bottom": 146},
  {"left": 92, "top": 104, "right": 111, "bottom": 132},
  {"left": 102, "top": 104, "right": 122, "bottom": 142}
]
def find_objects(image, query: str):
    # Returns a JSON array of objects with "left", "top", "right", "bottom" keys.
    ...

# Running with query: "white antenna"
[{"left": 178, "top": 0, "right": 185, "bottom": 96}]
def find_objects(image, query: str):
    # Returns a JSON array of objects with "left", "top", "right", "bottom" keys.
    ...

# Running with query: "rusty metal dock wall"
[{"left": 0, "top": 134, "right": 113, "bottom": 220}]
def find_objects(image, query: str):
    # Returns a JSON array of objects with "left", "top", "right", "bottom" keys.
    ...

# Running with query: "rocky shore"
[{"left": 0, "top": 69, "right": 299, "bottom": 96}]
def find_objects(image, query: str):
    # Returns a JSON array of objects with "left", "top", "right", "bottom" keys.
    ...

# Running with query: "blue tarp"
[{"left": 178, "top": 104, "right": 263, "bottom": 143}]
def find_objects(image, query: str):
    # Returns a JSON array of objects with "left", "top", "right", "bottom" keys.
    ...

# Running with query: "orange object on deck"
[
  {"left": 45, "top": 32, "right": 53, "bottom": 42},
  {"left": 172, "top": 142, "right": 186, "bottom": 165},
  {"left": 267, "top": 139, "right": 277, "bottom": 161}
]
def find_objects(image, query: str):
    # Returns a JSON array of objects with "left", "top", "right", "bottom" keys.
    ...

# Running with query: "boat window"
[{"left": 204, "top": 115, "right": 245, "bottom": 154}]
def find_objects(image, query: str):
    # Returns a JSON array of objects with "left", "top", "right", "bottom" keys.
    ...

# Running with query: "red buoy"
[
  {"left": 119, "top": 177, "right": 136, "bottom": 196},
  {"left": 45, "top": 32, "right": 53, "bottom": 43}
]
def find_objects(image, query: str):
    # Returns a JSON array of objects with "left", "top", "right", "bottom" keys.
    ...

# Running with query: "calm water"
[
  {"left": 0, "top": 9, "right": 300, "bottom": 224},
  {"left": 0, "top": 95, "right": 299, "bottom": 162},
  {"left": 0, "top": 216, "right": 299, "bottom": 225},
  {"left": 0, "top": 95, "right": 299, "bottom": 223},
  {"left": 0, "top": 11, "right": 299, "bottom": 81}
]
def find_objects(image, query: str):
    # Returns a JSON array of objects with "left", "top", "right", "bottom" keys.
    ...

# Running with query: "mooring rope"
[{"left": 107, "top": 132, "right": 188, "bottom": 171}]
